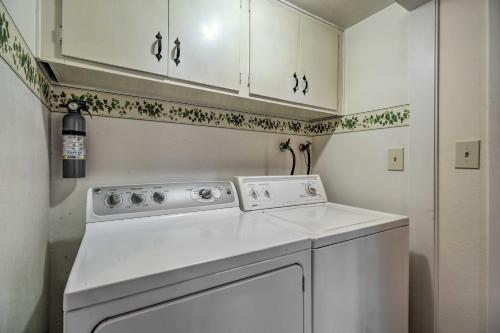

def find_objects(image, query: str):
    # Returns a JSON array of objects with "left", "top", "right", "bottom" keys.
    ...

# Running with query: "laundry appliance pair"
[{"left": 64, "top": 175, "right": 408, "bottom": 333}]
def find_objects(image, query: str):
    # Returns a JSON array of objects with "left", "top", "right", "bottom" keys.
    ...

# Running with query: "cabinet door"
[
  {"left": 168, "top": 0, "right": 241, "bottom": 90},
  {"left": 250, "top": 0, "right": 301, "bottom": 102},
  {"left": 93, "top": 265, "right": 304, "bottom": 333},
  {"left": 62, "top": 0, "right": 168, "bottom": 75},
  {"left": 299, "top": 15, "right": 339, "bottom": 110}
]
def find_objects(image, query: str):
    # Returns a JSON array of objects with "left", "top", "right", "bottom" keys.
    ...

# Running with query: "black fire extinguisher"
[{"left": 61, "top": 100, "right": 91, "bottom": 178}]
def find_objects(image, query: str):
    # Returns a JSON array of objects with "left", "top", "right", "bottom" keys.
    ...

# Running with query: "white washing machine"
[
  {"left": 64, "top": 181, "right": 312, "bottom": 333},
  {"left": 235, "top": 175, "right": 409, "bottom": 333}
]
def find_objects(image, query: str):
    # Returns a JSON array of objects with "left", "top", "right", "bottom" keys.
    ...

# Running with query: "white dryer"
[
  {"left": 64, "top": 181, "right": 312, "bottom": 333},
  {"left": 235, "top": 175, "right": 409, "bottom": 333}
]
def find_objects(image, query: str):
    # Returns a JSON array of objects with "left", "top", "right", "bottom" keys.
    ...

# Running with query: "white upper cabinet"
[
  {"left": 61, "top": 0, "right": 169, "bottom": 76},
  {"left": 299, "top": 14, "right": 339, "bottom": 110},
  {"left": 249, "top": 0, "right": 341, "bottom": 111},
  {"left": 47, "top": 0, "right": 342, "bottom": 118},
  {"left": 168, "top": 0, "right": 241, "bottom": 90},
  {"left": 249, "top": 0, "right": 301, "bottom": 103}
]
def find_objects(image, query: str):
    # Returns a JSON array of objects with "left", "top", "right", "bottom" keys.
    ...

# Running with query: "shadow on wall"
[
  {"left": 410, "top": 252, "right": 434, "bottom": 333},
  {"left": 22, "top": 245, "right": 49, "bottom": 333},
  {"left": 310, "top": 134, "right": 330, "bottom": 164},
  {"left": 48, "top": 238, "right": 81, "bottom": 333},
  {"left": 49, "top": 114, "right": 77, "bottom": 207}
]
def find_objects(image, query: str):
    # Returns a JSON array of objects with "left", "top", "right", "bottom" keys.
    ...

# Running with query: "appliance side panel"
[{"left": 313, "top": 226, "right": 409, "bottom": 333}]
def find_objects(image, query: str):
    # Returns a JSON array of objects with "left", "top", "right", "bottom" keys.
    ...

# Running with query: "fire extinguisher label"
[{"left": 63, "top": 135, "right": 86, "bottom": 160}]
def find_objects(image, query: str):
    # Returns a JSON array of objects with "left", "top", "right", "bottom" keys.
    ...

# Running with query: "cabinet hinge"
[
  {"left": 239, "top": 72, "right": 242, "bottom": 85},
  {"left": 58, "top": 26, "right": 63, "bottom": 44},
  {"left": 302, "top": 276, "right": 305, "bottom": 292}
]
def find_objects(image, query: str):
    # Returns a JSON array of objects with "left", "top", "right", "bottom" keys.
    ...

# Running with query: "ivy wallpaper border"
[
  {"left": 0, "top": 0, "right": 409, "bottom": 136},
  {"left": 309, "top": 105, "right": 410, "bottom": 136},
  {"left": 0, "top": 1, "right": 50, "bottom": 105},
  {"left": 51, "top": 85, "right": 410, "bottom": 136},
  {"left": 50, "top": 85, "right": 314, "bottom": 136}
]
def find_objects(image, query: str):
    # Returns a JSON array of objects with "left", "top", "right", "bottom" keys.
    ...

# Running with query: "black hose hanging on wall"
[
  {"left": 306, "top": 149, "right": 311, "bottom": 175},
  {"left": 300, "top": 141, "right": 312, "bottom": 175},
  {"left": 280, "top": 138, "right": 296, "bottom": 175},
  {"left": 289, "top": 147, "right": 296, "bottom": 175}
]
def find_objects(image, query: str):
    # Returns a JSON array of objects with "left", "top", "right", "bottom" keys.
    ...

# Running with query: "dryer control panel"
[
  {"left": 234, "top": 175, "right": 327, "bottom": 211},
  {"left": 87, "top": 181, "right": 238, "bottom": 222}
]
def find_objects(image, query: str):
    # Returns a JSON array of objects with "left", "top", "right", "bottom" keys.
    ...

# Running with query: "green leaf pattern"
[
  {"left": 51, "top": 86, "right": 409, "bottom": 136},
  {"left": 0, "top": 2, "right": 50, "bottom": 104},
  {"left": 50, "top": 87, "right": 312, "bottom": 135},
  {"left": 308, "top": 108, "right": 410, "bottom": 135}
]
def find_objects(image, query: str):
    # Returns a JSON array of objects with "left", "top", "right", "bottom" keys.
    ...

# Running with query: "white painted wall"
[
  {"left": 315, "top": 2, "right": 437, "bottom": 332},
  {"left": 48, "top": 114, "right": 311, "bottom": 332},
  {"left": 2, "top": 0, "right": 37, "bottom": 52},
  {"left": 408, "top": 2, "right": 436, "bottom": 332},
  {"left": 439, "top": 0, "right": 488, "bottom": 332},
  {"left": 343, "top": 3, "right": 409, "bottom": 115},
  {"left": 488, "top": 1, "right": 500, "bottom": 332},
  {"left": 313, "top": 128, "right": 409, "bottom": 214},
  {"left": 315, "top": 3, "right": 411, "bottom": 214},
  {"left": 0, "top": 60, "right": 50, "bottom": 332}
]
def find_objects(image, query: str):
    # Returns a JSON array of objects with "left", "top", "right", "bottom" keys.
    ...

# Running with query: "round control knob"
[
  {"left": 105, "top": 193, "right": 122, "bottom": 207},
  {"left": 263, "top": 189, "right": 271, "bottom": 198},
  {"left": 199, "top": 188, "right": 213, "bottom": 200},
  {"left": 130, "top": 193, "right": 145, "bottom": 205},
  {"left": 152, "top": 191, "right": 166, "bottom": 204},
  {"left": 249, "top": 189, "right": 258, "bottom": 199},
  {"left": 306, "top": 184, "right": 317, "bottom": 196}
]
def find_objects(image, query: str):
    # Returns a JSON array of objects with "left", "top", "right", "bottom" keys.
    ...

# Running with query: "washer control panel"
[
  {"left": 91, "top": 182, "right": 236, "bottom": 218},
  {"left": 234, "top": 175, "right": 327, "bottom": 211}
]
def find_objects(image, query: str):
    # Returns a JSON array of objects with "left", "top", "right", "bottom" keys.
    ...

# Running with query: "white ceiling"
[
  {"left": 396, "top": 0, "right": 432, "bottom": 11},
  {"left": 285, "top": 0, "right": 396, "bottom": 29}
]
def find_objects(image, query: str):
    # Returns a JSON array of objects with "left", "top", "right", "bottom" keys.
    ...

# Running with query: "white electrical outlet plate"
[
  {"left": 388, "top": 148, "right": 404, "bottom": 171},
  {"left": 455, "top": 140, "right": 480, "bottom": 169}
]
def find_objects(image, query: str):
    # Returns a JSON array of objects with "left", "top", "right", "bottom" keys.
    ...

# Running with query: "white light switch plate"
[
  {"left": 388, "top": 148, "right": 404, "bottom": 171},
  {"left": 455, "top": 140, "right": 480, "bottom": 169}
]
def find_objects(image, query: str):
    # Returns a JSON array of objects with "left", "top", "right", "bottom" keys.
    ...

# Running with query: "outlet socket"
[
  {"left": 455, "top": 140, "right": 480, "bottom": 169},
  {"left": 388, "top": 148, "right": 404, "bottom": 171}
]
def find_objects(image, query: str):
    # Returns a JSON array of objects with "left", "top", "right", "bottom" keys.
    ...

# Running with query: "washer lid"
[
  {"left": 265, "top": 203, "right": 408, "bottom": 248},
  {"left": 64, "top": 208, "right": 310, "bottom": 312}
]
